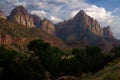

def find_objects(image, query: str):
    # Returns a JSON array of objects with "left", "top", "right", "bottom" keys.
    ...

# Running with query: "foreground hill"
[
  {"left": 0, "top": 18, "right": 66, "bottom": 49},
  {"left": 0, "top": 6, "right": 66, "bottom": 49},
  {"left": 82, "top": 58, "right": 120, "bottom": 80}
]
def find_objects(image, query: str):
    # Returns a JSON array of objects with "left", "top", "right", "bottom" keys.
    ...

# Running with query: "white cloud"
[
  {"left": 0, "top": 0, "right": 120, "bottom": 39},
  {"left": 71, "top": 10, "right": 80, "bottom": 17},
  {"left": 84, "top": 5, "right": 113, "bottom": 27},
  {"left": 31, "top": 10, "right": 47, "bottom": 17},
  {"left": 114, "top": 8, "right": 119, "bottom": 12},
  {"left": 50, "top": 16, "right": 62, "bottom": 23},
  {"left": 85, "top": 5, "right": 112, "bottom": 19}
]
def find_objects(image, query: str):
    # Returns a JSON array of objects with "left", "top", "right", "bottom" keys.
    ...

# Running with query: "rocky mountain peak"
[
  {"left": 30, "top": 14, "right": 42, "bottom": 28},
  {"left": 8, "top": 6, "right": 35, "bottom": 28},
  {"left": 10, "top": 6, "right": 28, "bottom": 15},
  {"left": 74, "top": 10, "right": 88, "bottom": 20},
  {"left": 74, "top": 10, "right": 86, "bottom": 18},
  {"left": 56, "top": 10, "right": 114, "bottom": 43},
  {"left": 7, "top": 6, "right": 56, "bottom": 35},
  {"left": 41, "top": 18, "right": 55, "bottom": 35},
  {"left": 43, "top": 18, "right": 48, "bottom": 22},
  {"left": 0, "top": 10, "right": 6, "bottom": 19},
  {"left": 103, "top": 26, "right": 113, "bottom": 38},
  {"left": 73, "top": 10, "right": 103, "bottom": 36}
]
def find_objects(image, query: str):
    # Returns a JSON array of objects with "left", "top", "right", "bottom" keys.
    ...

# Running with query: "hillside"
[
  {"left": 0, "top": 18, "right": 66, "bottom": 49},
  {"left": 82, "top": 58, "right": 120, "bottom": 80}
]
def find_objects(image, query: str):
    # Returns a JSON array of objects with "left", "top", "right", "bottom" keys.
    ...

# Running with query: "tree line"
[{"left": 0, "top": 39, "right": 120, "bottom": 80}]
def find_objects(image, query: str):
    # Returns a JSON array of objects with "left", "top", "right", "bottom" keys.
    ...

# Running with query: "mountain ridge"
[
  {"left": 8, "top": 6, "right": 36, "bottom": 28},
  {"left": 56, "top": 10, "right": 114, "bottom": 41},
  {"left": 0, "top": 6, "right": 119, "bottom": 51},
  {"left": 8, "top": 6, "right": 56, "bottom": 35},
  {"left": 55, "top": 10, "right": 118, "bottom": 51}
]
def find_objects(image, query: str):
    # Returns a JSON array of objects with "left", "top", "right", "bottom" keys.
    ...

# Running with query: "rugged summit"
[
  {"left": 73, "top": 10, "right": 103, "bottom": 36},
  {"left": 56, "top": 10, "right": 114, "bottom": 42},
  {"left": 30, "top": 14, "right": 42, "bottom": 28},
  {"left": 41, "top": 19, "right": 55, "bottom": 35},
  {"left": 8, "top": 6, "right": 35, "bottom": 28},
  {"left": 73, "top": 10, "right": 105, "bottom": 37},
  {"left": 103, "top": 26, "right": 113, "bottom": 38},
  {"left": 8, "top": 6, "right": 56, "bottom": 35},
  {"left": 0, "top": 10, "right": 6, "bottom": 19}
]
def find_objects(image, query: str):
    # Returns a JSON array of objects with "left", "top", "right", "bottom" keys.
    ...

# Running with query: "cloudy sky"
[{"left": 0, "top": 0, "right": 120, "bottom": 39}]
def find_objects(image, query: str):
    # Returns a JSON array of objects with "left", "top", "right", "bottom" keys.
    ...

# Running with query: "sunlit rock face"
[
  {"left": 0, "top": 10, "right": 6, "bottom": 19},
  {"left": 8, "top": 6, "right": 56, "bottom": 35},
  {"left": 8, "top": 6, "right": 35, "bottom": 28},
  {"left": 41, "top": 19, "right": 55, "bottom": 35}
]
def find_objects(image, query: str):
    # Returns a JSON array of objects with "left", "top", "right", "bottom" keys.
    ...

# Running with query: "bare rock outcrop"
[
  {"left": 8, "top": 6, "right": 35, "bottom": 28},
  {"left": 73, "top": 10, "right": 103, "bottom": 36},
  {"left": 41, "top": 19, "right": 55, "bottom": 35},
  {"left": 8, "top": 6, "right": 56, "bottom": 35},
  {"left": 30, "top": 14, "right": 42, "bottom": 28},
  {"left": 0, "top": 10, "right": 6, "bottom": 19},
  {"left": 56, "top": 10, "right": 114, "bottom": 42},
  {"left": 103, "top": 26, "right": 113, "bottom": 38}
]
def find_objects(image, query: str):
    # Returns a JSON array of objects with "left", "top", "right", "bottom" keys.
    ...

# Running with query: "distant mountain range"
[{"left": 0, "top": 6, "right": 119, "bottom": 51}]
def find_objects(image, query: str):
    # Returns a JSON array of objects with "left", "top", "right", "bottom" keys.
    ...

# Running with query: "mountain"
[
  {"left": 8, "top": 6, "right": 56, "bottom": 35},
  {"left": 0, "top": 18, "right": 66, "bottom": 49},
  {"left": 30, "top": 14, "right": 42, "bottom": 28},
  {"left": 8, "top": 6, "right": 35, "bottom": 28},
  {"left": 73, "top": 10, "right": 104, "bottom": 36},
  {"left": 1, "top": 6, "right": 119, "bottom": 51},
  {"left": 0, "top": 10, "right": 6, "bottom": 19},
  {"left": 103, "top": 26, "right": 113, "bottom": 38},
  {"left": 41, "top": 19, "right": 55, "bottom": 35},
  {"left": 56, "top": 10, "right": 115, "bottom": 43}
]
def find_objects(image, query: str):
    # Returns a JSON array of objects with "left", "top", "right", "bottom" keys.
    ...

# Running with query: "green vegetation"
[
  {"left": 1, "top": 18, "right": 120, "bottom": 80},
  {"left": 81, "top": 46, "right": 120, "bottom": 80},
  {"left": 0, "top": 40, "right": 64, "bottom": 80},
  {"left": 0, "top": 39, "right": 120, "bottom": 80}
]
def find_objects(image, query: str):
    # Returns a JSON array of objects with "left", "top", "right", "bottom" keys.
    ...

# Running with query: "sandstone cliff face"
[
  {"left": 31, "top": 15, "right": 56, "bottom": 35},
  {"left": 8, "top": 6, "right": 35, "bottom": 28},
  {"left": 8, "top": 6, "right": 56, "bottom": 35},
  {"left": 41, "top": 19, "right": 55, "bottom": 35},
  {"left": 0, "top": 10, "right": 6, "bottom": 19},
  {"left": 30, "top": 14, "right": 42, "bottom": 28},
  {"left": 73, "top": 10, "right": 103, "bottom": 36}
]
